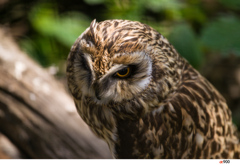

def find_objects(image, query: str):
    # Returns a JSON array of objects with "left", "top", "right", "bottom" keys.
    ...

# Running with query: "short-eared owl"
[{"left": 66, "top": 19, "right": 240, "bottom": 158}]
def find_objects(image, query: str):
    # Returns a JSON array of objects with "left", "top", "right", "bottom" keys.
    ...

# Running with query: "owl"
[{"left": 66, "top": 19, "right": 240, "bottom": 158}]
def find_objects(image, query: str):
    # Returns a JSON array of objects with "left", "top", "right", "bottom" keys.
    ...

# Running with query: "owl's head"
[{"left": 67, "top": 19, "right": 183, "bottom": 109}]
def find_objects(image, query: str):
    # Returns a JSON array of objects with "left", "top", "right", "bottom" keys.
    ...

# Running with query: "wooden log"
[
  {"left": 0, "top": 132, "right": 23, "bottom": 159},
  {"left": 0, "top": 28, "right": 111, "bottom": 159}
]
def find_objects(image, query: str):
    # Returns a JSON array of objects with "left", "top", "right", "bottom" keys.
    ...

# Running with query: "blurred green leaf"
[
  {"left": 145, "top": 0, "right": 183, "bottom": 12},
  {"left": 145, "top": 0, "right": 184, "bottom": 20},
  {"left": 201, "top": 16, "right": 240, "bottom": 56},
  {"left": 29, "top": 3, "right": 90, "bottom": 47},
  {"left": 104, "top": 0, "right": 144, "bottom": 20},
  {"left": 21, "top": 3, "right": 92, "bottom": 66},
  {"left": 220, "top": 0, "right": 240, "bottom": 10},
  {"left": 20, "top": 36, "right": 62, "bottom": 67},
  {"left": 181, "top": 6, "right": 206, "bottom": 25},
  {"left": 168, "top": 23, "right": 203, "bottom": 68},
  {"left": 84, "top": 0, "right": 106, "bottom": 5}
]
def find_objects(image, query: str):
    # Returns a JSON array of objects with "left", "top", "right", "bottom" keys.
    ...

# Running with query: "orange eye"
[{"left": 116, "top": 67, "right": 131, "bottom": 78}]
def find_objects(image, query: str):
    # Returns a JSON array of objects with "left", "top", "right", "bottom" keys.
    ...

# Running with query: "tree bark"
[{"left": 0, "top": 28, "right": 111, "bottom": 159}]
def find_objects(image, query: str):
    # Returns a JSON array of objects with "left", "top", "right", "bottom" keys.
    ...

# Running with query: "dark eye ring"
[{"left": 116, "top": 67, "right": 131, "bottom": 78}]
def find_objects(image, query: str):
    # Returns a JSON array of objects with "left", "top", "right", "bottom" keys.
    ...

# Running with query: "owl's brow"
[
  {"left": 112, "top": 51, "right": 147, "bottom": 65},
  {"left": 98, "top": 64, "right": 124, "bottom": 81}
]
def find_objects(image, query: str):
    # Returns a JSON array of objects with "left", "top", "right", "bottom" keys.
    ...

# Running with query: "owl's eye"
[{"left": 116, "top": 67, "right": 131, "bottom": 78}]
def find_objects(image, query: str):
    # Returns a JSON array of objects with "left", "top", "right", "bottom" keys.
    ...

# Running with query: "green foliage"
[
  {"left": 84, "top": 0, "right": 106, "bottom": 5},
  {"left": 19, "top": 0, "right": 240, "bottom": 68},
  {"left": 220, "top": 0, "right": 240, "bottom": 10},
  {"left": 146, "top": 0, "right": 183, "bottom": 12},
  {"left": 30, "top": 5, "right": 90, "bottom": 47},
  {"left": 168, "top": 23, "right": 202, "bottom": 68},
  {"left": 20, "top": 3, "right": 91, "bottom": 66},
  {"left": 146, "top": 0, "right": 183, "bottom": 20},
  {"left": 103, "top": 0, "right": 144, "bottom": 20},
  {"left": 201, "top": 16, "right": 240, "bottom": 56},
  {"left": 181, "top": 5, "right": 206, "bottom": 25}
]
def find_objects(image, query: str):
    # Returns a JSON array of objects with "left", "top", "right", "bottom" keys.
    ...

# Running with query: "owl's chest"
[
  {"left": 114, "top": 117, "right": 176, "bottom": 159},
  {"left": 75, "top": 98, "right": 116, "bottom": 143},
  {"left": 77, "top": 100, "right": 181, "bottom": 158}
]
